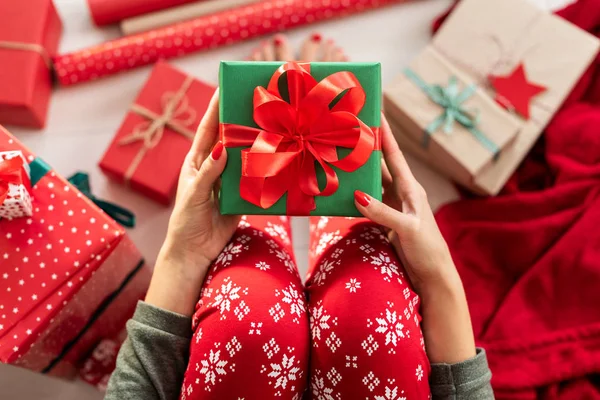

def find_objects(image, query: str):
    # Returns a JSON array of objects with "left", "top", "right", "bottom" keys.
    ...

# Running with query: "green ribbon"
[
  {"left": 29, "top": 157, "right": 52, "bottom": 186},
  {"left": 67, "top": 172, "right": 136, "bottom": 228},
  {"left": 403, "top": 68, "right": 499, "bottom": 159}
]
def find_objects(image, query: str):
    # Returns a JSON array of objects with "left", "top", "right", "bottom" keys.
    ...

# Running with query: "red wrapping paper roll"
[
  {"left": 55, "top": 0, "right": 409, "bottom": 86},
  {"left": 87, "top": 0, "right": 200, "bottom": 26}
]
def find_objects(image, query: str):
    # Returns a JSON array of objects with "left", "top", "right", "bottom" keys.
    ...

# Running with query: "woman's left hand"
[{"left": 145, "top": 89, "right": 241, "bottom": 316}]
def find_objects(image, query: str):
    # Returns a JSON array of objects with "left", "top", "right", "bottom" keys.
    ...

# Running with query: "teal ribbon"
[
  {"left": 67, "top": 172, "right": 136, "bottom": 228},
  {"left": 29, "top": 157, "right": 52, "bottom": 186},
  {"left": 403, "top": 68, "right": 500, "bottom": 159}
]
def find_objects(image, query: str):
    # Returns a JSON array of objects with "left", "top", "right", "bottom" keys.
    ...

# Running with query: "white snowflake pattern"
[
  {"left": 237, "top": 216, "right": 251, "bottom": 229},
  {"left": 361, "top": 334, "right": 379, "bottom": 356},
  {"left": 255, "top": 261, "right": 270, "bottom": 271},
  {"left": 312, "top": 258, "right": 338, "bottom": 286},
  {"left": 215, "top": 243, "right": 243, "bottom": 267},
  {"left": 281, "top": 285, "right": 306, "bottom": 323},
  {"left": 325, "top": 332, "right": 342, "bottom": 353},
  {"left": 310, "top": 305, "right": 331, "bottom": 342},
  {"left": 345, "top": 279, "right": 361, "bottom": 293},
  {"left": 315, "top": 230, "right": 342, "bottom": 256},
  {"left": 345, "top": 355, "right": 358, "bottom": 369},
  {"left": 363, "top": 371, "right": 381, "bottom": 392},
  {"left": 311, "top": 373, "right": 335, "bottom": 400},
  {"left": 374, "top": 386, "right": 406, "bottom": 400},
  {"left": 249, "top": 322, "right": 263, "bottom": 335},
  {"left": 416, "top": 364, "right": 424, "bottom": 381},
  {"left": 266, "top": 353, "right": 301, "bottom": 390},
  {"left": 375, "top": 309, "right": 405, "bottom": 348},
  {"left": 195, "top": 328, "right": 203, "bottom": 344},
  {"left": 370, "top": 252, "right": 401, "bottom": 283},
  {"left": 225, "top": 337, "right": 242, "bottom": 358},
  {"left": 265, "top": 222, "right": 290, "bottom": 246},
  {"left": 212, "top": 278, "right": 247, "bottom": 320},
  {"left": 269, "top": 303, "right": 285, "bottom": 323},
  {"left": 197, "top": 349, "right": 228, "bottom": 389},
  {"left": 327, "top": 367, "right": 342, "bottom": 386},
  {"left": 263, "top": 338, "right": 281, "bottom": 359},
  {"left": 271, "top": 249, "right": 297, "bottom": 276},
  {"left": 317, "top": 217, "right": 329, "bottom": 230}
]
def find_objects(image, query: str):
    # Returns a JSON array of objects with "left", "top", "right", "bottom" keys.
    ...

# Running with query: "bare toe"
[
  {"left": 273, "top": 35, "right": 294, "bottom": 61},
  {"left": 250, "top": 47, "right": 263, "bottom": 61},
  {"left": 261, "top": 40, "right": 276, "bottom": 61},
  {"left": 300, "top": 32, "right": 322, "bottom": 61},
  {"left": 333, "top": 47, "right": 347, "bottom": 62},
  {"left": 322, "top": 39, "right": 337, "bottom": 61}
]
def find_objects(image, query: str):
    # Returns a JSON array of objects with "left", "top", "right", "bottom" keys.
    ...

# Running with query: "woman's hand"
[
  {"left": 145, "top": 90, "right": 240, "bottom": 316},
  {"left": 354, "top": 116, "right": 476, "bottom": 364}
]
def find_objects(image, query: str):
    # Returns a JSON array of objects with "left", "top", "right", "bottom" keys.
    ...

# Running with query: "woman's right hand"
[{"left": 354, "top": 115, "right": 477, "bottom": 364}]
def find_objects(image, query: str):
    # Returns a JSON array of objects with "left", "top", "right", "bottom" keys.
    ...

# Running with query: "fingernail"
[
  {"left": 274, "top": 37, "right": 283, "bottom": 46},
  {"left": 354, "top": 190, "right": 371, "bottom": 207},
  {"left": 211, "top": 141, "right": 224, "bottom": 160},
  {"left": 311, "top": 33, "right": 322, "bottom": 42}
]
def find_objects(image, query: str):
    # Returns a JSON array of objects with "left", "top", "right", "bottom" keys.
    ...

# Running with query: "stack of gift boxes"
[
  {"left": 1, "top": 0, "right": 600, "bottom": 392},
  {"left": 383, "top": 0, "right": 599, "bottom": 195}
]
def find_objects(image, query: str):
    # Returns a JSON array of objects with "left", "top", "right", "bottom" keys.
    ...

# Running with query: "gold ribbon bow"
[
  {"left": 119, "top": 76, "right": 197, "bottom": 182},
  {"left": 0, "top": 41, "right": 52, "bottom": 69}
]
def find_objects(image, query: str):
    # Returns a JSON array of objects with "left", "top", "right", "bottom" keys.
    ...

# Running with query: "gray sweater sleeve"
[
  {"left": 430, "top": 349, "right": 494, "bottom": 399},
  {"left": 104, "top": 301, "right": 193, "bottom": 400},
  {"left": 105, "top": 302, "right": 494, "bottom": 400}
]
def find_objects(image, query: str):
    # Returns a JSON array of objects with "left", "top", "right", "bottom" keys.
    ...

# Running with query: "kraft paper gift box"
[
  {"left": 384, "top": 0, "right": 600, "bottom": 195},
  {"left": 0, "top": 0, "right": 62, "bottom": 128},
  {"left": 219, "top": 61, "right": 382, "bottom": 216},
  {"left": 0, "top": 126, "right": 151, "bottom": 377}
]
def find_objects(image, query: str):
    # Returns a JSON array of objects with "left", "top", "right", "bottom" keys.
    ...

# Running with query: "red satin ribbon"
[
  {"left": 221, "top": 62, "right": 380, "bottom": 215},
  {"left": 0, "top": 157, "right": 26, "bottom": 204}
]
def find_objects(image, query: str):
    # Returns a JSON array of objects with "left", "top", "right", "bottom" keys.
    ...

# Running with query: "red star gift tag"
[{"left": 489, "top": 63, "right": 546, "bottom": 119}]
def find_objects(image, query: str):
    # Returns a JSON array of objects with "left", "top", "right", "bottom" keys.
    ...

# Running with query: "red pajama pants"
[{"left": 180, "top": 216, "right": 431, "bottom": 400}]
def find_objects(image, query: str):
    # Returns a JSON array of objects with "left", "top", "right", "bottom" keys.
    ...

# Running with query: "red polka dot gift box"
[{"left": 0, "top": 126, "right": 151, "bottom": 378}]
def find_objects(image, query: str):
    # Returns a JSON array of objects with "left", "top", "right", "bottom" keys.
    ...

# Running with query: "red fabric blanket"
[{"left": 433, "top": 1, "right": 600, "bottom": 398}]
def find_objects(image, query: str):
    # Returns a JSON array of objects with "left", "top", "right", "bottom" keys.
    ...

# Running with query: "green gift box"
[{"left": 219, "top": 61, "right": 382, "bottom": 216}]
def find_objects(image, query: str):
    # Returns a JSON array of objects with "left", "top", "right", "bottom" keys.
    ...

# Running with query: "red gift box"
[
  {"left": 0, "top": 126, "right": 151, "bottom": 377},
  {"left": 99, "top": 61, "right": 215, "bottom": 205},
  {"left": 0, "top": 0, "right": 62, "bottom": 128}
]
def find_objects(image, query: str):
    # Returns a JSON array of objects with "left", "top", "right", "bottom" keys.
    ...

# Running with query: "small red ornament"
[{"left": 489, "top": 63, "right": 546, "bottom": 119}]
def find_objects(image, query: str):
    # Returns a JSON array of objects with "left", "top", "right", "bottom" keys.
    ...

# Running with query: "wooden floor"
[{"left": 4, "top": 0, "right": 568, "bottom": 398}]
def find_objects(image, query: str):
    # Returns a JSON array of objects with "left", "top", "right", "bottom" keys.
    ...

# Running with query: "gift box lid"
[
  {"left": 219, "top": 61, "right": 382, "bottom": 217},
  {"left": 0, "top": 126, "right": 128, "bottom": 358},
  {"left": 0, "top": 0, "right": 63, "bottom": 128}
]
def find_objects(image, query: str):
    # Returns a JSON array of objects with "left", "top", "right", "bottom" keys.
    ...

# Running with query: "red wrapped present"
[
  {"left": 0, "top": 0, "right": 62, "bottom": 128},
  {"left": 99, "top": 61, "right": 215, "bottom": 205},
  {"left": 0, "top": 126, "right": 151, "bottom": 378}
]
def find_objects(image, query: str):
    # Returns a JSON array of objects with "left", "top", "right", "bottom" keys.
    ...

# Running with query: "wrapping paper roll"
[
  {"left": 121, "top": 0, "right": 263, "bottom": 36},
  {"left": 88, "top": 0, "right": 201, "bottom": 26},
  {"left": 54, "top": 0, "right": 410, "bottom": 86}
]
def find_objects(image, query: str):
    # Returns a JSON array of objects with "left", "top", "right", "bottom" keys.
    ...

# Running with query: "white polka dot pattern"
[
  {"left": 53, "top": 0, "right": 408, "bottom": 86},
  {"left": 0, "top": 130, "right": 147, "bottom": 370}
]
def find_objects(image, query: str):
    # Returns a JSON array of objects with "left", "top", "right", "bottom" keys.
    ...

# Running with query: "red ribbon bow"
[
  {"left": 221, "top": 62, "right": 379, "bottom": 215},
  {"left": 0, "top": 156, "right": 26, "bottom": 204}
]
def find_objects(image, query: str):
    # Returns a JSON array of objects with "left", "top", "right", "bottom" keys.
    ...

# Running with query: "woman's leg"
[
  {"left": 180, "top": 216, "right": 309, "bottom": 400},
  {"left": 307, "top": 217, "right": 431, "bottom": 399}
]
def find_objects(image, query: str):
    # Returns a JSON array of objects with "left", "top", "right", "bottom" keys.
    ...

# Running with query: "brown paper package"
[{"left": 384, "top": 0, "right": 600, "bottom": 195}]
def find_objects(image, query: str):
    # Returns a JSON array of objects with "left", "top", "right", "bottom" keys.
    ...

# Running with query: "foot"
[{"left": 249, "top": 32, "right": 348, "bottom": 62}]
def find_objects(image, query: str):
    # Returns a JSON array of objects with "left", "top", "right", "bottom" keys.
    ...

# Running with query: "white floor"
[{"left": 4, "top": 0, "right": 569, "bottom": 398}]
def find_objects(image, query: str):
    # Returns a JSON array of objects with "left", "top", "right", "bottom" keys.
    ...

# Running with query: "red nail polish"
[
  {"left": 311, "top": 33, "right": 322, "bottom": 42},
  {"left": 211, "top": 141, "right": 224, "bottom": 160},
  {"left": 354, "top": 190, "right": 371, "bottom": 207},
  {"left": 274, "top": 37, "right": 283, "bottom": 46}
]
